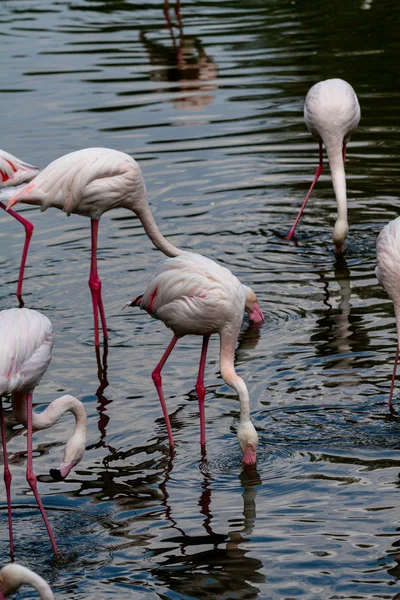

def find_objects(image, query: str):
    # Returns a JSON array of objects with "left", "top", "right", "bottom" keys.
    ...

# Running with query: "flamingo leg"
[
  {"left": 286, "top": 141, "right": 324, "bottom": 240},
  {"left": 0, "top": 201, "right": 33, "bottom": 307},
  {"left": 342, "top": 143, "right": 347, "bottom": 164},
  {"left": 89, "top": 219, "right": 108, "bottom": 346},
  {"left": 175, "top": 0, "right": 183, "bottom": 38},
  {"left": 152, "top": 335, "right": 179, "bottom": 448},
  {"left": 0, "top": 397, "right": 14, "bottom": 559},
  {"left": 388, "top": 345, "right": 399, "bottom": 416},
  {"left": 25, "top": 393, "right": 58, "bottom": 555},
  {"left": 195, "top": 335, "right": 210, "bottom": 451}
]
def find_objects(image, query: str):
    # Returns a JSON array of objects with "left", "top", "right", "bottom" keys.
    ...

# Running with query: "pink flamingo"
[
  {"left": 376, "top": 216, "right": 400, "bottom": 415},
  {"left": 7, "top": 147, "right": 185, "bottom": 347},
  {"left": 287, "top": 78, "right": 360, "bottom": 253},
  {"left": 126, "top": 252, "right": 263, "bottom": 466},
  {"left": 0, "top": 563, "right": 53, "bottom": 599},
  {"left": 0, "top": 307, "right": 87, "bottom": 558},
  {"left": 0, "top": 149, "right": 39, "bottom": 304}
]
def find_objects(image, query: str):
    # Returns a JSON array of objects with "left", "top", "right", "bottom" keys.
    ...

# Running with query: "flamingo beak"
[
  {"left": 242, "top": 444, "right": 257, "bottom": 467},
  {"left": 49, "top": 459, "right": 78, "bottom": 481},
  {"left": 247, "top": 302, "right": 264, "bottom": 324},
  {"left": 334, "top": 242, "right": 345, "bottom": 255}
]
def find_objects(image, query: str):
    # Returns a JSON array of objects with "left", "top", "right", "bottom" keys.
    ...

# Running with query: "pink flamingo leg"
[
  {"left": 195, "top": 335, "right": 210, "bottom": 451},
  {"left": 25, "top": 393, "right": 59, "bottom": 555},
  {"left": 286, "top": 141, "right": 324, "bottom": 240},
  {"left": 152, "top": 335, "right": 179, "bottom": 448},
  {"left": 175, "top": 0, "right": 183, "bottom": 38},
  {"left": 0, "top": 398, "right": 14, "bottom": 559},
  {"left": 0, "top": 202, "right": 33, "bottom": 306},
  {"left": 89, "top": 219, "right": 108, "bottom": 346},
  {"left": 388, "top": 345, "right": 399, "bottom": 416}
]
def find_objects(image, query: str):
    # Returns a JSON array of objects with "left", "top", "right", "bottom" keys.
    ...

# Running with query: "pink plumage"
[
  {"left": 376, "top": 216, "right": 400, "bottom": 413},
  {"left": 127, "top": 252, "right": 262, "bottom": 466},
  {"left": 0, "top": 307, "right": 87, "bottom": 557},
  {"left": 287, "top": 78, "right": 360, "bottom": 253},
  {"left": 0, "top": 308, "right": 53, "bottom": 396},
  {"left": 7, "top": 147, "right": 183, "bottom": 346}
]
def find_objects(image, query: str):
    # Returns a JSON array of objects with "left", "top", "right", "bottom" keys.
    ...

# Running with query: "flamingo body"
[
  {"left": 0, "top": 563, "right": 54, "bottom": 600},
  {"left": 128, "top": 252, "right": 261, "bottom": 465},
  {"left": 304, "top": 78, "right": 360, "bottom": 144},
  {"left": 8, "top": 147, "right": 147, "bottom": 220},
  {"left": 140, "top": 252, "right": 247, "bottom": 336},
  {"left": 0, "top": 307, "right": 87, "bottom": 556},
  {"left": 376, "top": 217, "right": 400, "bottom": 413},
  {"left": 288, "top": 78, "right": 360, "bottom": 253},
  {"left": 7, "top": 147, "right": 182, "bottom": 346},
  {"left": 0, "top": 308, "right": 53, "bottom": 395}
]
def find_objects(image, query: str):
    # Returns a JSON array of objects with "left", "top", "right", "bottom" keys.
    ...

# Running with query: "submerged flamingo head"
[
  {"left": 50, "top": 458, "right": 81, "bottom": 481},
  {"left": 238, "top": 420, "right": 258, "bottom": 468},
  {"left": 242, "top": 444, "right": 257, "bottom": 467},
  {"left": 333, "top": 219, "right": 348, "bottom": 255},
  {"left": 243, "top": 286, "right": 264, "bottom": 324}
]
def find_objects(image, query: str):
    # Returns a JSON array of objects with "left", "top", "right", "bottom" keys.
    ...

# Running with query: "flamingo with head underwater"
[
  {"left": 286, "top": 78, "right": 360, "bottom": 253},
  {"left": 376, "top": 216, "right": 400, "bottom": 415},
  {"left": 0, "top": 563, "right": 54, "bottom": 600},
  {"left": 0, "top": 149, "right": 39, "bottom": 305},
  {"left": 7, "top": 147, "right": 188, "bottom": 346},
  {"left": 0, "top": 307, "right": 87, "bottom": 558},
  {"left": 125, "top": 251, "right": 264, "bottom": 466}
]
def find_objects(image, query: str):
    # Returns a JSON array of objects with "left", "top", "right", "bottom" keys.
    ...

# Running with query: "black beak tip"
[{"left": 49, "top": 468, "right": 65, "bottom": 482}]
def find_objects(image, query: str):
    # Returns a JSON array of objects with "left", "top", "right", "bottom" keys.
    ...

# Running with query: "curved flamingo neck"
[
  {"left": 218, "top": 329, "right": 251, "bottom": 423},
  {"left": 11, "top": 393, "right": 85, "bottom": 432},
  {"left": 10, "top": 393, "right": 87, "bottom": 473},
  {"left": 0, "top": 564, "right": 54, "bottom": 600},
  {"left": 133, "top": 202, "right": 184, "bottom": 257}
]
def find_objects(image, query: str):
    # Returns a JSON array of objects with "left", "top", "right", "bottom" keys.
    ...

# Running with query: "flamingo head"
[
  {"left": 50, "top": 435, "right": 86, "bottom": 481},
  {"left": 49, "top": 395, "right": 87, "bottom": 481},
  {"left": 333, "top": 219, "right": 348, "bottom": 255},
  {"left": 238, "top": 420, "right": 258, "bottom": 468},
  {"left": 243, "top": 286, "right": 264, "bottom": 324}
]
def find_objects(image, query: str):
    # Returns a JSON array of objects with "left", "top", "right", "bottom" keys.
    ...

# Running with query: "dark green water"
[{"left": 2, "top": 1, "right": 400, "bottom": 598}]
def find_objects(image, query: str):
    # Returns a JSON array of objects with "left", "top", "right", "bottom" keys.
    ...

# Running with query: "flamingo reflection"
[
  {"left": 152, "top": 456, "right": 264, "bottom": 597},
  {"left": 140, "top": 0, "right": 218, "bottom": 111}
]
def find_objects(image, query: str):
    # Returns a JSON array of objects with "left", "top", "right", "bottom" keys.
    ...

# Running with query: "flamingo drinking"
[
  {"left": 7, "top": 147, "right": 184, "bottom": 346},
  {"left": 125, "top": 252, "right": 263, "bottom": 466},
  {"left": 287, "top": 78, "right": 360, "bottom": 253},
  {"left": 0, "top": 307, "right": 87, "bottom": 557}
]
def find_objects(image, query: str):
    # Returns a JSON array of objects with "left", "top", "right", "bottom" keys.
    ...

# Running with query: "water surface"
[{"left": 1, "top": 1, "right": 400, "bottom": 598}]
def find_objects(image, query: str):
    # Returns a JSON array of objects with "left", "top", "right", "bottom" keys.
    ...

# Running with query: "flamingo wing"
[{"left": 0, "top": 308, "right": 53, "bottom": 395}]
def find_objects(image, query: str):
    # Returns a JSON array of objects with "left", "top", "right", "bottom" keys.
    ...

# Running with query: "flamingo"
[
  {"left": 0, "top": 307, "right": 87, "bottom": 557},
  {"left": 6, "top": 147, "right": 186, "bottom": 347},
  {"left": 0, "top": 149, "right": 39, "bottom": 305},
  {"left": 125, "top": 252, "right": 263, "bottom": 466},
  {"left": 376, "top": 216, "right": 400, "bottom": 415},
  {"left": 287, "top": 78, "right": 360, "bottom": 253},
  {"left": 0, "top": 563, "right": 54, "bottom": 599}
]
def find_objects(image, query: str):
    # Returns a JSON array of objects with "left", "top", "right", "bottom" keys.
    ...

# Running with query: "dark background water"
[{"left": 2, "top": 1, "right": 400, "bottom": 598}]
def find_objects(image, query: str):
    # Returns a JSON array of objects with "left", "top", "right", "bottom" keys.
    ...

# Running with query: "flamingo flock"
[{"left": 0, "top": 77, "right": 398, "bottom": 596}]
